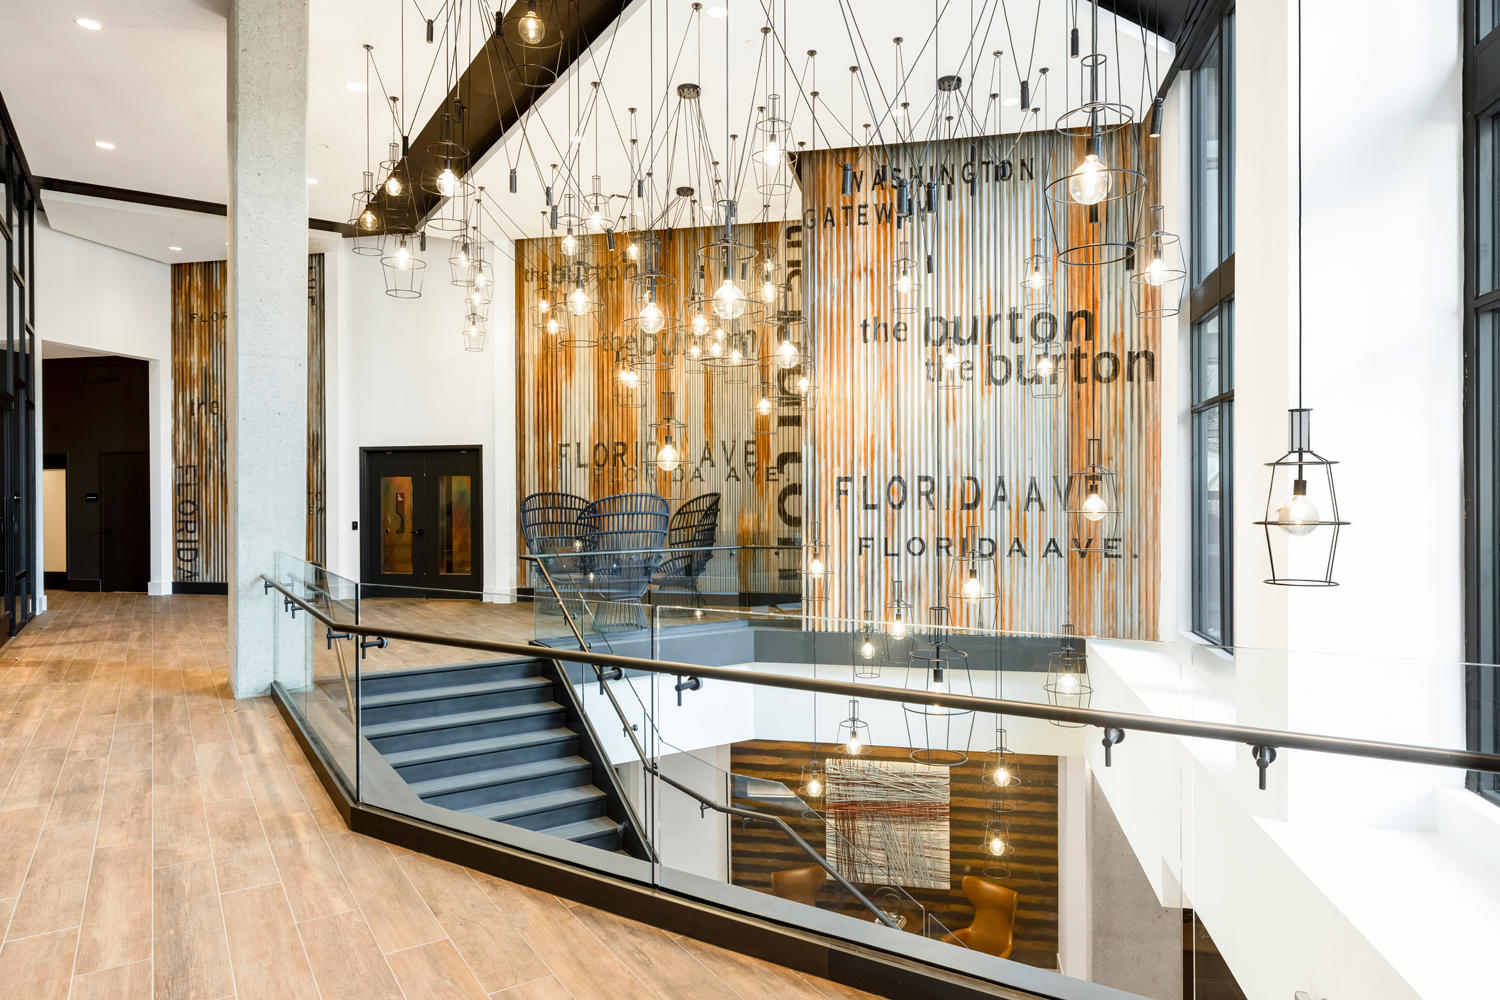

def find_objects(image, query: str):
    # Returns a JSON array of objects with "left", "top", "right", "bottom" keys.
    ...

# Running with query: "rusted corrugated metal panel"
[
  {"left": 514, "top": 222, "right": 803, "bottom": 576},
  {"left": 801, "top": 130, "right": 1159, "bottom": 640},
  {"left": 171, "top": 258, "right": 328, "bottom": 582}
]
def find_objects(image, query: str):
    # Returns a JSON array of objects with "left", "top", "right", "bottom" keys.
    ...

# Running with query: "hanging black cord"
[{"left": 1296, "top": 0, "right": 1304, "bottom": 411}]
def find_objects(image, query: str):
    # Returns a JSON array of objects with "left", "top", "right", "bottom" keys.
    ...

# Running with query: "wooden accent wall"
[
  {"left": 170, "top": 256, "right": 326, "bottom": 583},
  {"left": 729, "top": 739, "right": 1059, "bottom": 970}
]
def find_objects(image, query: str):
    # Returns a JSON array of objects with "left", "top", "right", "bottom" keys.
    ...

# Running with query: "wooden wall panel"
[
  {"left": 729, "top": 739, "right": 1059, "bottom": 970},
  {"left": 170, "top": 257, "right": 326, "bottom": 582}
]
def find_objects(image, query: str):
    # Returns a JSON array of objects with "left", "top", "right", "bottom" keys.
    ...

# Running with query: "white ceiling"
[{"left": 0, "top": 0, "right": 1170, "bottom": 259}]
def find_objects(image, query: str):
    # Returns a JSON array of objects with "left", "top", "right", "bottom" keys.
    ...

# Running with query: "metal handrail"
[{"left": 261, "top": 574, "right": 1500, "bottom": 779}]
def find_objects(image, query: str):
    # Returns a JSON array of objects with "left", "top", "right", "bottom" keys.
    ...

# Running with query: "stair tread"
[
  {"left": 539, "top": 816, "right": 621, "bottom": 844},
  {"left": 363, "top": 701, "right": 565, "bottom": 738},
  {"left": 361, "top": 675, "right": 552, "bottom": 709},
  {"left": 383, "top": 727, "right": 578, "bottom": 767},
  {"left": 409, "top": 755, "right": 593, "bottom": 798},
  {"left": 466, "top": 784, "right": 606, "bottom": 821},
  {"left": 362, "top": 658, "right": 546, "bottom": 682}
]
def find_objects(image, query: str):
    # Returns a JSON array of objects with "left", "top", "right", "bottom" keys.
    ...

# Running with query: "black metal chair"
[
  {"left": 654, "top": 492, "right": 721, "bottom": 605},
  {"left": 578, "top": 492, "right": 670, "bottom": 630},
  {"left": 519, "top": 491, "right": 589, "bottom": 602}
]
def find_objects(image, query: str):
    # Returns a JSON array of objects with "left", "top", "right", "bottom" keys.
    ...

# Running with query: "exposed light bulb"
[
  {"left": 691, "top": 313, "right": 709, "bottom": 335},
  {"left": 568, "top": 286, "right": 589, "bottom": 314},
  {"left": 962, "top": 572, "right": 983, "bottom": 600},
  {"left": 474, "top": 269, "right": 488, "bottom": 288},
  {"left": 1056, "top": 672, "right": 1080, "bottom": 695},
  {"left": 1275, "top": 490, "right": 1321, "bottom": 537},
  {"left": 758, "top": 138, "right": 781, "bottom": 165},
  {"left": 761, "top": 280, "right": 777, "bottom": 303},
  {"left": 637, "top": 300, "right": 665, "bottom": 335},
  {"left": 538, "top": 297, "right": 549, "bottom": 313},
  {"left": 384, "top": 174, "right": 402, "bottom": 197},
  {"left": 1035, "top": 354, "right": 1055, "bottom": 377},
  {"left": 807, "top": 555, "right": 824, "bottom": 577},
  {"left": 470, "top": 290, "right": 483, "bottom": 306},
  {"left": 689, "top": 343, "right": 702, "bottom": 359},
  {"left": 890, "top": 617, "right": 907, "bottom": 640},
  {"left": 942, "top": 349, "right": 959, "bottom": 371},
  {"left": 845, "top": 732, "right": 863, "bottom": 755},
  {"left": 436, "top": 167, "right": 457, "bottom": 197},
  {"left": 795, "top": 374, "right": 810, "bottom": 395},
  {"left": 988, "top": 835, "right": 1006, "bottom": 856},
  {"left": 709, "top": 340, "right": 724, "bottom": 357},
  {"left": 993, "top": 765, "right": 1012, "bottom": 786},
  {"left": 394, "top": 242, "right": 412, "bottom": 270},
  {"left": 1067, "top": 153, "right": 1111, "bottom": 205},
  {"left": 729, "top": 347, "right": 743, "bottom": 364},
  {"left": 896, "top": 271, "right": 913, "bottom": 296},
  {"left": 459, "top": 249, "right": 471, "bottom": 269},
  {"left": 517, "top": 9, "right": 545, "bottom": 44},
  {"left": 587, "top": 210, "right": 604, "bottom": 232},
  {"left": 1025, "top": 268, "right": 1045, "bottom": 290},
  {"left": 806, "top": 776, "right": 822, "bottom": 796},
  {"left": 619, "top": 367, "right": 638, "bottom": 386},
  {"left": 775, "top": 339, "right": 798, "bottom": 369},
  {"left": 756, "top": 395, "right": 772, "bottom": 415},
  {"left": 545, "top": 317, "right": 560, "bottom": 335},
  {"left": 859, "top": 638, "right": 875, "bottom": 659},
  {"left": 713, "top": 278, "right": 747, "bottom": 319},
  {"left": 627, "top": 242, "right": 640, "bottom": 261},
  {"left": 1144, "top": 257, "right": 1168, "bottom": 286},
  {"left": 1081, "top": 491, "right": 1108, "bottom": 522},
  {"left": 657, "top": 439, "right": 680, "bottom": 473},
  {"left": 561, "top": 233, "right": 578, "bottom": 256},
  {"left": 359, "top": 209, "right": 378, "bottom": 230}
]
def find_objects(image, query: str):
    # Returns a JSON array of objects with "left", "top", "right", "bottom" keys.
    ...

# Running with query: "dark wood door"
[
  {"left": 360, "top": 447, "right": 482, "bottom": 596},
  {"left": 98, "top": 450, "right": 150, "bottom": 592}
]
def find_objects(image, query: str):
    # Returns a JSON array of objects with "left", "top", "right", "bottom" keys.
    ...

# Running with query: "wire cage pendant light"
[
  {"left": 1130, "top": 204, "right": 1187, "bottom": 318},
  {"left": 1256, "top": 0, "right": 1348, "bottom": 586},
  {"left": 902, "top": 611, "right": 975, "bottom": 767},
  {"left": 1254, "top": 408, "right": 1347, "bottom": 586},
  {"left": 1044, "top": 624, "right": 1093, "bottom": 726},
  {"left": 852, "top": 612, "right": 886, "bottom": 680},
  {"left": 380, "top": 231, "right": 427, "bottom": 298},
  {"left": 835, "top": 699, "right": 871, "bottom": 756},
  {"left": 1063, "top": 437, "right": 1121, "bottom": 547}
]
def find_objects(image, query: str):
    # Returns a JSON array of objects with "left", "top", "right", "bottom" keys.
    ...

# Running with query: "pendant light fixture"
[
  {"left": 885, "top": 579, "right": 912, "bottom": 640},
  {"left": 1064, "top": 437, "right": 1120, "bottom": 546},
  {"left": 1130, "top": 204, "right": 1187, "bottom": 318},
  {"left": 836, "top": 699, "right": 870, "bottom": 756},
  {"left": 1044, "top": 624, "right": 1093, "bottom": 726},
  {"left": 1254, "top": 0, "right": 1348, "bottom": 586},
  {"left": 902, "top": 609, "right": 975, "bottom": 767},
  {"left": 1044, "top": 0, "right": 1146, "bottom": 266}
]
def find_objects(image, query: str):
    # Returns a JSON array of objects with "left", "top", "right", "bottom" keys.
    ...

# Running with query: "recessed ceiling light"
[
  {"left": 346, "top": 81, "right": 365, "bottom": 92},
  {"left": 74, "top": 17, "right": 102, "bottom": 30},
  {"left": 168, "top": 246, "right": 183, "bottom": 252},
  {"left": 706, "top": 5, "right": 727, "bottom": 17},
  {"left": 94, "top": 140, "right": 115, "bottom": 150}
]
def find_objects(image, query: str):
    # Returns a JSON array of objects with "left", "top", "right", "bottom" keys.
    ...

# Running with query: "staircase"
[{"left": 360, "top": 657, "right": 646, "bottom": 856}]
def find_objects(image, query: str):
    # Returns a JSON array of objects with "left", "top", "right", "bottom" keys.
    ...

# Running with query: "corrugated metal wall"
[{"left": 801, "top": 130, "right": 1159, "bottom": 640}]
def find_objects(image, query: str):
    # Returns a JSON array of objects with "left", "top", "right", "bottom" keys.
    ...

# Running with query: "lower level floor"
[{"left": 0, "top": 591, "right": 876, "bottom": 1000}]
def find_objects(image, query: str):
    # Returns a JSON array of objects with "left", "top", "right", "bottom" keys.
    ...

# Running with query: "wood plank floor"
[{"left": 0, "top": 592, "right": 880, "bottom": 1000}]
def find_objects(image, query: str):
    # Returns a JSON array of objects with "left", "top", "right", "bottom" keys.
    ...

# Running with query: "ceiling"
[{"left": 0, "top": 0, "right": 1171, "bottom": 261}]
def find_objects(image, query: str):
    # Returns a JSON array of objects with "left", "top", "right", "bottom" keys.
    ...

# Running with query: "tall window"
[
  {"left": 1465, "top": 0, "right": 1500, "bottom": 803},
  {"left": 1189, "top": 12, "right": 1234, "bottom": 646}
]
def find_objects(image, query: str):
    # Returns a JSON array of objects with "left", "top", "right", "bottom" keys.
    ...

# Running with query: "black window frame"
[
  {"left": 1465, "top": 0, "right": 1500, "bottom": 805},
  {"left": 1188, "top": 10, "right": 1235, "bottom": 648}
]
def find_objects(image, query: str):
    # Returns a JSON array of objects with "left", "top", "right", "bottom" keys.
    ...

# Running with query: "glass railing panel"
[{"left": 269, "top": 552, "right": 360, "bottom": 798}]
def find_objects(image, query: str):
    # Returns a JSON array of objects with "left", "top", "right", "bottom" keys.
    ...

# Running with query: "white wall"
[
  {"left": 323, "top": 234, "right": 519, "bottom": 594},
  {"left": 34, "top": 224, "right": 173, "bottom": 595}
]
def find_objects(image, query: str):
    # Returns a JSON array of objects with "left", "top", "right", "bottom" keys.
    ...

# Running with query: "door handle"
[{"left": 412, "top": 528, "right": 425, "bottom": 537}]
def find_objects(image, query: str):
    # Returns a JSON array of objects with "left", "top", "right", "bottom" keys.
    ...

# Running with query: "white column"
[{"left": 226, "top": 0, "right": 309, "bottom": 697}]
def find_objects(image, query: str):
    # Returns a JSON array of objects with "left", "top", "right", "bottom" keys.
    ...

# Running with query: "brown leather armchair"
[
  {"left": 770, "top": 865, "right": 828, "bottom": 907},
  {"left": 941, "top": 876, "right": 1018, "bottom": 958}
]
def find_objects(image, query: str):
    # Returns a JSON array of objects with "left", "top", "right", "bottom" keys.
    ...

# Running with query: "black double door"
[{"left": 360, "top": 447, "right": 483, "bottom": 595}]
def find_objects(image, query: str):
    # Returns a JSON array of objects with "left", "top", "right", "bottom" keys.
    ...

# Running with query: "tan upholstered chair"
[
  {"left": 770, "top": 865, "right": 827, "bottom": 907},
  {"left": 942, "top": 875, "right": 1018, "bottom": 958}
]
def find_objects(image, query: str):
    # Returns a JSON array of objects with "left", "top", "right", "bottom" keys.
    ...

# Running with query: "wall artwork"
[{"left": 823, "top": 758, "right": 951, "bottom": 890}]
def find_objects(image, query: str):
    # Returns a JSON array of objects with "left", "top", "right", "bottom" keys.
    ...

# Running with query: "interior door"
[
  {"left": 360, "top": 448, "right": 482, "bottom": 596},
  {"left": 98, "top": 450, "right": 149, "bottom": 592}
]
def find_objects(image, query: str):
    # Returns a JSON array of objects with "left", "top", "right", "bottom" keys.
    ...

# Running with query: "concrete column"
[{"left": 226, "top": 0, "right": 309, "bottom": 697}]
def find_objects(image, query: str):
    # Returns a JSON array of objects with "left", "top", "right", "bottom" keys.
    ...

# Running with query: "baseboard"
[
  {"left": 43, "top": 571, "right": 66, "bottom": 589},
  {"left": 172, "top": 582, "right": 228, "bottom": 595},
  {"left": 147, "top": 580, "right": 173, "bottom": 596}
]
